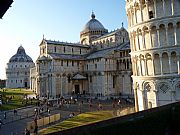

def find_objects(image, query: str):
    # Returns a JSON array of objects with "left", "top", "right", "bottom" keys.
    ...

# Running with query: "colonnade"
[
  {"left": 126, "top": 0, "right": 180, "bottom": 27},
  {"left": 132, "top": 51, "right": 180, "bottom": 76},
  {"left": 130, "top": 22, "right": 180, "bottom": 51}
]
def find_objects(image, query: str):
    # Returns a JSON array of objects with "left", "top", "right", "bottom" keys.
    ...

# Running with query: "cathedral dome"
[
  {"left": 82, "top": 12, "right": 106, "bottom": 32},
  {"left": 9, "top": 46, "right": 33, "bottom": 62}
]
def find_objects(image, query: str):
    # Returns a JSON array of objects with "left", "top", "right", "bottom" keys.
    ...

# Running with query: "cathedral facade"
[
  {"left": 6, "top": 46, "right": 35, "bottom": 88},
  {"left": 126, "top": 0, "right": 180, "bottom": 111},
  {"left": 30, "top": 13, "right": 132, "bottom": 99}
]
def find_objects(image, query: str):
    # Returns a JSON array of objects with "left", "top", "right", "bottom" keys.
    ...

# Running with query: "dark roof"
[
  {"left": 0, "top": 0, "right": 13, "bottom": 18},
  {"left": 86, "top": 42, "right": 130, "bottom": 59},
  {"left": 48, "top": 53, "right": 85, "bottom": 60},
  {"left": 9, "top": 46, "right": 34, "bottom": 63},
  {"left": 44, "top": 39, "right": 89, "bottom": 48}
]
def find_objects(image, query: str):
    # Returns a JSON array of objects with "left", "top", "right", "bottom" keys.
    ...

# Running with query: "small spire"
[
  {"left": 43, "top": 34, "right": 44, "bottom": 39},
  {"left": 91, "top": 11, "right": 95, "bottom": 19},
  {"left": 122, "top": 22, "right": 124, "bottom": 27}
]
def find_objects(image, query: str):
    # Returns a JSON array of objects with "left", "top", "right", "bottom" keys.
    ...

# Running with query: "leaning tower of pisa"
[{"left": 126, "top": 0, "right": 180, "bottom": 111}]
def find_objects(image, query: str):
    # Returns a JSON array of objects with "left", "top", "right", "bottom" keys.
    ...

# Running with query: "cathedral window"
[
  {"left": 72, "top": 61, "right": 74, "bottom": 66},
  {"left": 80, "top": 49, "right": 81, "bottom": 54},
  {"left": 72, "top": 48, "right": 74, "bottom": 54},
  {"left": 120, "top": 52, "right": 122, "bottom": 57},
  {"left": 87, "top": 65, "right": 88, "bottom": 70},
  {"left": 95, "top": 64, "right": 97, "bottom": 69},
  {"left": 127, "top": 60, "right": 129, "bottom": 69},
  {"left": 149, "top": 11, "right": 154, "bottom": 19},
  {"left": 54, "top": 46, "right": 57, "bottom": 52},
  {"left": 90, "top": 76, "right": 92, "bottom": 83},
  {"left": 61, "top": 60, "right": 63, "bottom": 66},
  {"left": 64, "top": 47, "right": 66, "bottom": 53},
  {"left": 77, "top": 61, "right": 79, "bottom": 67},
  {"left": 43, "top": 48, "right": 45, "bottom": 54},
  {"left": 68, "top": 76, "right": 71, "bottom": 83},
  {"left": 67, "top": 61, "right": 69, "bottom": 67},
  {"left": 113, "top": 76, "right": 116, "bottom": 88}
]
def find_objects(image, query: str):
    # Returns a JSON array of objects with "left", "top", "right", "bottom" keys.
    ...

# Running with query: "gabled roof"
[
  {"left": 41, "top": 39, "right": 89, "bottom": 48},
  {"left": 92, "top": 27, "right": 127, "bottom": 41},
  {"left": 48, "top": 53, "right": 85, "bottom": 60},
  {"left": 72, "top": 74, "right": 87, "bottom": 80},
  {"left": 86, "top": 42, "right": 130, "bottom": 60}
]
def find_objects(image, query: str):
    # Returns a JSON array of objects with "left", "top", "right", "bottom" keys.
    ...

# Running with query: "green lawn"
[
  {"left": 0, "top": 88, "right": 37, "bottom": 111},
  {"left": 39, "top": 111, "right": 115, "bottom": 135}
]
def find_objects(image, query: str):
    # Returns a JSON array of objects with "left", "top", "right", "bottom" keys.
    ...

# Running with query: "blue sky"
[{"left": 0, "top": 0, "right": 127, "bottom": 79}]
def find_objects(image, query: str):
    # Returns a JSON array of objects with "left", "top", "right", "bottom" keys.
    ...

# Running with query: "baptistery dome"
[{"left": 9, "top": 46, "right": 33, "bottom": 62}]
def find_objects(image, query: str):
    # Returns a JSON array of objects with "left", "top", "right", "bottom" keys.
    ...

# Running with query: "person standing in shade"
[
  {"left": 4, "top": 112, "right": 6, "bottom": 119},
  {"left": 34, "top": 125, "right": 38, "bottom": 134}
]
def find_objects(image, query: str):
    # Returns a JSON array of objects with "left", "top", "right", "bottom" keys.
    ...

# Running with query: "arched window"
[{"left": 171, "top": 52, "right": 178, "bottom": 73}]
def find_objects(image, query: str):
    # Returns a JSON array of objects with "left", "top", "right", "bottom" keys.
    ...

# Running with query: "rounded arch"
[
  {"left": 162, "top": 52, "right": 169, "bottom": 74},
  {"left": 142, "top": 81, "right": 156, "bottom": 109},
  {"left": 159, "top": 24, "right": 166, "bottom": 47},
  {"left": 154, "top": 53, "right": 161, "bottom": 75},
  {"left": 173, "top": 80, "right": 180, "bottom": 101},
  {"left": 176, "top": 22, "right": 180, "bottom": 45},
  {"left": 151, "top": 25, "right": 158, "bottom": 48},
  {"left": 171, "top": 51, "right": 178, "bottom": 73},
  {"left": 167, "top": 23, "right": 175, "bottom": 46},
  {"left": 156, "top": 81, "right": 172, "bottom": 105},
  {"left": 146, "top": 53, "right": 153, "bottom": 76}
]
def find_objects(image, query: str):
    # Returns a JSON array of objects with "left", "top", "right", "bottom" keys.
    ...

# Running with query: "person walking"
[
  {"left": 4, "top": 112, "right": 6, "bottom": 119},
  {"left": 34, "top": 125, "right": 38, "bottom": 134},
  {"left": 0, "top": 119, "right": 3, "bottom": 129},
  {"left": 25, "top": 128, "right": 30, "bottom": 135}
]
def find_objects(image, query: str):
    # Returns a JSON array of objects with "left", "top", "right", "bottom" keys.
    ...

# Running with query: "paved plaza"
[{"left": 0, "top": 97, "right": 133, "bottom": 135}]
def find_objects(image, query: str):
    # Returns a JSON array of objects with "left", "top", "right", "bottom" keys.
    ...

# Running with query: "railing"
[{"left": 26, "top": 113, "right": 61, "bottom": 133}]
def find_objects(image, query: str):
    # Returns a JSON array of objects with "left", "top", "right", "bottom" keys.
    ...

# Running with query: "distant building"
[
  {"left": 6, "top": 46, "right": 35, "bottom": 88},
  {"left": 30, "top": 12, "right": 132, "bottom": 99},
  {"left": 126, "top": 0, "right": 180, "bottom": 111}
]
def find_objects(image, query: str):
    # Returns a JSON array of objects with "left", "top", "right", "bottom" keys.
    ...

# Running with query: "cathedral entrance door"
[
  {"left": 75, "top": 85, "right": 80, "bottom": 94},
  {"left": 24, "top": 82, "right": 28, "bottom": 88}
]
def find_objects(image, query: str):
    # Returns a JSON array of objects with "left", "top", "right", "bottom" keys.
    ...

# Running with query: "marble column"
[
  {"left": 149, "top": 29, "right": 153, "bottom": 47},
  {"left": 153, "top": 0, "right": 157, "bottom": 18},
  {"left": 152, "top": 56, "right": 155, "bottom": 76},
  {"left": 165, "top": 26, "right": 169, "bottom": 46},
  {"left": 171, "top": 0, "right": 175, "bottom": 15},
  {"left": 142, "top": 31, "right": 146, "bottom": 49},
  {"left": 174, "top": 24, "right": 178, "bottom": 45},
  {"left": 177, "top": 55, "right": 180, "bottom": 74},
  {"left": 168, "top": 55, "right": 172, "bottom": 73},
  {"left": 157, "top": 29, "right": 161, "bottom": 47},
  {"left": 159, "top": 56, "right": 163, "bottom": 75},
  {"left": 162, "top": 0, "right": 166, "bottom": 16}
]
